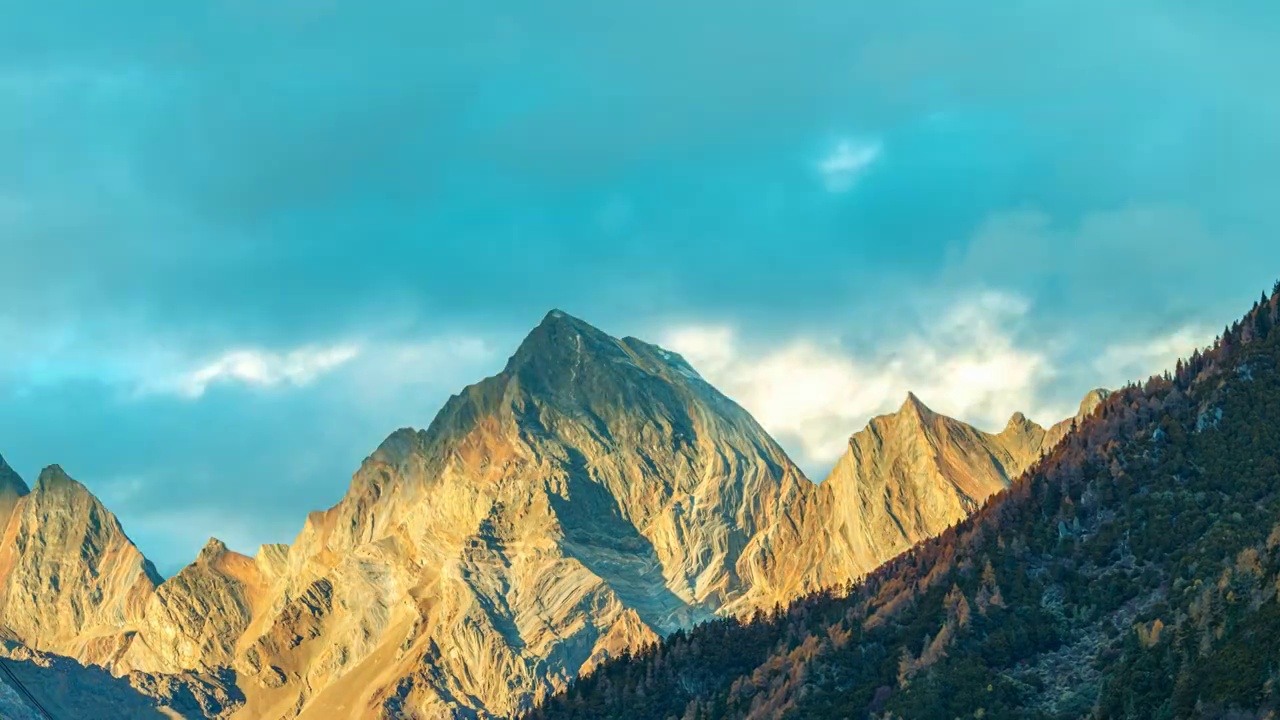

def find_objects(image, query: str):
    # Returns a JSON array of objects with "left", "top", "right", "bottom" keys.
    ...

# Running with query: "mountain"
[
  {"left": 534, "top": 287, "right": 1280, "bottom": 720},
  {"left": 0, "top": 466, "right": 161, "bottom": 665},
  {"left": 212, "top": 310, "right": 834, "bottom": 718},
  {"left": 817, "top": 392, "right": 1078, "bottom": 574},
  {"left": 0, "top": 310, "right": 1083, "bottom": 719}
]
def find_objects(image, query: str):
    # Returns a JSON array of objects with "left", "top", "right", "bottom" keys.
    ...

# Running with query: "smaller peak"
[
  {"left": 1002, "top": 411, "right": 1044, "bottom": 436},
  {"left": 0, "top": 454, "right": 29, "bottom": 497},
  {"left": 198, "top": 537, "right": 229, "bottom": 562},
  {"left": 34, "top": 464, "right": 85, "bottom": 493},
  {"left": 900, "top": 391, "right": 932, "bottom": 416},
  {"left": 539, "top": 309, "right": 592, "bottom": 330},
  {"left": 373, "top": 427, "right": 423, "bottom": 465},
  {"left": 1077, "top": 388, "right": 1110, "bottom": 419}
]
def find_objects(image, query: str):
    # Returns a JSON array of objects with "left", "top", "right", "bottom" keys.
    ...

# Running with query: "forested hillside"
[{"left": 533, "top": 284, "right": 1280, "bottom": 720}]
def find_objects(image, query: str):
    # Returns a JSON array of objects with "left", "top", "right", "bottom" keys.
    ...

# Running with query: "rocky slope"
[
  {"left": 818, "top": 390, "right": 1106, "bottom": 573},
  {"left": 0, "top": 312, "right": 1084, "bottom": 719}
]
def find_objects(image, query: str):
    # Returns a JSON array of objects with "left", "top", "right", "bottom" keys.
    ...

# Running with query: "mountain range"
[
  {"left": 0, "top": 310, "right": 1102, "bottom": 719},
  {"left": 533, "top": 288, "right": 1280, "bottom": 719}
]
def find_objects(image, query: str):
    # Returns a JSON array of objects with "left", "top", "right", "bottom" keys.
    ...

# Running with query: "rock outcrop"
[
  {"left": 0, "top": 313, "right": 1094, "bottom": 719},
  {"left": 1042, "top": 387, "right": 1110, "bottom": 450}
]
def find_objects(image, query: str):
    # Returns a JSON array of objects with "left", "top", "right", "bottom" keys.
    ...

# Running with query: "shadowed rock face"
[
  {"left": 0, "top": 312, "right": 1092, "bottom": 719},
  {"left": 0, "top": 639, "right": 241, "bottom": 720},
  {"left": 0, "top": 455, "right": 28, "bottom": 535}
]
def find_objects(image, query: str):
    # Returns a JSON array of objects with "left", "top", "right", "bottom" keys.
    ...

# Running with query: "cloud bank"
[{"left": 664, "top": 292, "right": 1058, "bottom": 473}]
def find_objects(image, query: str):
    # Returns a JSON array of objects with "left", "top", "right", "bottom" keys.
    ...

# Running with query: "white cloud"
[
  {"left": 165, "top": 344, "right": 362, "bottom": 398},
  {"left": 817, "top": 138, "right": 882, "bottom": 192},
  {"left": 663, "top": 291, "right": 1060, "bottom": 472},
  {"left": 1094, "top": 325, "right": 1216, "bottom": 385}
]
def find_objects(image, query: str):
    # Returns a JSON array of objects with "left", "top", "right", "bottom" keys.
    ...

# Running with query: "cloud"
[
  {"left": 1094, "top": 325, "right": 1217, "bottom": 384},
  {"left": 817, "top": 138, "right": 882, "bottom": 192},
  {"left": 159, "top": 344, "right": 363, "bottom": 398},
  {"left": 663, "top": 291, "right": 1059, "bottom": 473}
]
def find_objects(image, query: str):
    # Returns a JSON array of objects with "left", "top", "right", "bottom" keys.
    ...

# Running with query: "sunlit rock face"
[
  {"left": 0, "top": 465, "right": 160, "bottom": 666},
  {"left": 0, "top": 315, "right": 1090, "bottom": 719},
  {"left": 818, "top": 390, "right": 1108, "bottom": 576},
  {"left": 243, "top": 311, "right": 831, "bottom": 718}
]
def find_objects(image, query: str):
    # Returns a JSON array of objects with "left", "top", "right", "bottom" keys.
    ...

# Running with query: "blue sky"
[{"left": 2, "top": 1, "right": 1278, "bottom": 574}]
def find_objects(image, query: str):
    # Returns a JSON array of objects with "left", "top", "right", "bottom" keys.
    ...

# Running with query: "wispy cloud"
[
  {"left": 159, "top": 344, "right": 363, "bottom": 398},
  {"left": 817, "top": 138, "right": 882, "bottom": 192},
  {"left": 1094, "top": 325, "right": 1217, "bottom": 385},
  {"left": 664, "top": 291, "right": 1058, "bottom": 472}
]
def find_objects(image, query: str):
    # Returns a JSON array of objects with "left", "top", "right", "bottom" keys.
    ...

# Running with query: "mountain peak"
[
  {"left": 0, "top": 453, "right": 29, "bottom": 497},
  {"left": 533, "top": 308, "right": 610, "bottom": 340},
  {"left": 198, "top": 537, "right": 229, "bottom": 562},
  {"left": 34, "top": 464, "right": 85, "bottom": 493},
  {"left": 899, "top": 391, "right": 933, "bottom": 417},
  {"left": 540, "top": 308, "right": 583, "bottom": 326},
  {"left": 1003, "top": 411, "right": 1043, "bottom": 434},
  {"left": 508, "top": 309, "right": 621, "bottom": 368},
  {"left": 1077, "top": 388, "right": 1110, "bottom": 419}
]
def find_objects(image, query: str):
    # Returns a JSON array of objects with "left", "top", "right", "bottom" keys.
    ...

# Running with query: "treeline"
[{"left": 531, "top": 281, "right": 1280, "bottom": 720}]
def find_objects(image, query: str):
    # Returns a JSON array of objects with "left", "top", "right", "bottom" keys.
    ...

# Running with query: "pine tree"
[{"left": 1257, "top": 299, "right": 1274, "bottom": 340}]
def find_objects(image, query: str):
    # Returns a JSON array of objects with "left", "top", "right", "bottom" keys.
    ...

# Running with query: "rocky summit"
[{"left": 0, "top": 312, "right": 1091, "bottom": 719}]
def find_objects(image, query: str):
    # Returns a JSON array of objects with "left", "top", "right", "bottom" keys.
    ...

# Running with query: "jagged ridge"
[{"left": 0, "top": 310, "right": 1088, "bottom": 719}]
